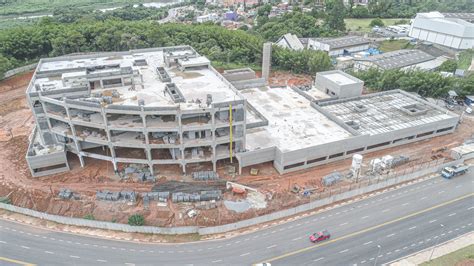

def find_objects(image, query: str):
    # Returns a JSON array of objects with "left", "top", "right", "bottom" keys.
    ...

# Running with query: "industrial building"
[
  {"left": 409, "top": 11, "right": 474, "bottom": 50},
  {"left": 25, "top": 46, "right": 459, "bottom": 177},
  {"left": 308, "top": 36, "right": 370, "bottom": 57},
  {"left": 275, "top": 33, "right": 305, "bottom": 50},
  {"left": 353, "top": 49, "right": 442, "bottom": 71}
]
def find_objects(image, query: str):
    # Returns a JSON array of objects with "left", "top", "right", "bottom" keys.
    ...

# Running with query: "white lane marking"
[
  {"left": 312, "top": 218, "right": 318, "bottom": 222},
  {"left": 314, "top": 257, "right": 325, "bottom": 262},
  {"left": 44, "top": 251, "right": 54, "bottom": 254},
  {"left": 340, "top": 222, "right": 349, "bottom": 226},
  {"left": 363, "top": 241, "right": 373, "bottom": 245},
  {"left": 267, "top": 244, "right": 277, "bottom": 249},
  {"left": 403, "top": 247, "right": 408, "bottom": 249},
  {"left": 97, "top": 259, "right": 107, "bottom": 263},
  {"left": 455, "top": 185, "right": 462, "bottom": 188},
  {"left": 409, "top": 226, "right": 417, "bottom": 230},
  {"left": 411, "top": 243, "right": 416, "bottom": 247},
  {"left": 212, "top": 260, "right": 222, "bottom": 263},
  {"left": 369, "top": 258, "right": 375, "bottom": 261},
  {"left": 235, "top": 241, "right": 241, "bottom": 244},
  {"left": 429, "top": 219, "right": 437, "bottom": 223},
  {"left": 361, "top": 216, "right": 369, "bottom": 219},
  {"left": 438, "top": 191, "right": 445, "bottom": 194},
  {"left": 378, "top": 255, "right": 383, "bottom": 258},
  {"left": 420, "top": 197, "right": 427, "bottom": 200},
  {"left": 240, "top": 252, "right": 250, "bottom": 257},
  {"left": 0, "top": 241, "right": 6, "bottom": 244},
  {"left": 468, "top": 206, "right": 474, "bottom": 210},
  {"left": 402, "top": 203, "right": 409, "bottom": 206},
  {"left": 124, "top": 263, "right": 135, "bottom": 266},
  {"left": 387, "top": 233, "right": 395, "bottom": 237},
  {"left": 339, "top": 249, "right": 349, "bottom": 253},
  {"left": 70, "top": 255, "right": 80, "bottom": 259},
  {"left": 448, "top": 213, "right": 456, "bottom": 217},
  {"left": 387, "top": 252, "right": 392, "bottom": 255},
  {"left": 361, "top": 260, "right": 366, "bottom": 264},
  {"left": 418, "top": 241, "right": 424, "bottom": 244},
  {"left": 292, "top": 237, "right": 303, "bottom": 241},
  {"left": 21, "top": 246, "right": 30, "bottom": 249},
  {"left": 382, "top": 209, "right": 390, "bottom": 213},
  {"left": 395, "top": 249, "right": 400, "bottom": 252}
]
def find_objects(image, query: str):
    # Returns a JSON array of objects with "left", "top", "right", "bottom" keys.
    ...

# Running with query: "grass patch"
[
  {"left": 378, "top": 39, "right": 414, "bottom": 52},
  {"left": 458, "top": 49, "right": 474, "bottom": 70},
  {"left": 420, "top": 244, "right": 474, "bottom": 266},
  {"left": 345, "top": 18, "right": 404, "bottom": 32}
]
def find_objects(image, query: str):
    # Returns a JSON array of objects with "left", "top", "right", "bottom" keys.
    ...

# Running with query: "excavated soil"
[{"left": 0, "top": 71, "right": 473, "bottom": 228}]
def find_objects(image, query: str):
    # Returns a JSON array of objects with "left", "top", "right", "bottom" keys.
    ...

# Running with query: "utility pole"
[
  {"left": 429, "top": 224, "right": 445, "bottom": 261},
  {"left": 373, "top": 245, "right": 381, "bottom": 266}
]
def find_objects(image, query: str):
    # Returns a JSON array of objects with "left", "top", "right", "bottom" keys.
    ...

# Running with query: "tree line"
[{"left": 0, "top": 18, "right": 332, "bottom": 77}]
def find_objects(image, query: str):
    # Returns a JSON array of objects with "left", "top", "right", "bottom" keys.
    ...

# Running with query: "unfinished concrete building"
[{"left": 25, "top": 46, "right": 460, "bottom": 177}]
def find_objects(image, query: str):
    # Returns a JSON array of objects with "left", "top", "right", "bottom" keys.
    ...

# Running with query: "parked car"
[{"left": 309, "top": 230, "right": 331, "bottom": 243}]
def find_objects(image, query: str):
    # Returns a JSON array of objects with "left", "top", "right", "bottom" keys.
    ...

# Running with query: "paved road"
[{"left": 0, "top": 172, "right": 472, "bottom": 265}]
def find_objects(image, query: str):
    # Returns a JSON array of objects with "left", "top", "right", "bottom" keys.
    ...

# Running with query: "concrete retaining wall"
[
  {"left": 0, "top": 159, "right": 467, "bottom": 236},
  {"left": 1, "top": 63, "right": 38, "bottom": 80}
]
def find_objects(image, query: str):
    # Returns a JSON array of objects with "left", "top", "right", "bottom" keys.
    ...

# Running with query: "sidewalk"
[{"left": 390, "top": 232, "right": 474, "bottom": 266}]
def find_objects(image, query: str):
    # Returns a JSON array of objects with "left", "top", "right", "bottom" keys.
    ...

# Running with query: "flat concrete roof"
[
  {"left": 32, "top": 49, "right": 241, "bottom": 110},
  {"left": 242, "top": 86, "right": 352, "bottom": 152},
  {"left": 318, "top": 70, "right": 363, "bottom": 86},
  {"left": 319, "top": 90, "right": 457, "bottom": 136}
]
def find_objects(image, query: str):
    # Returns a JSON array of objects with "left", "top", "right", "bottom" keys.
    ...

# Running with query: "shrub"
[
  {"left": 128, "top": 214, "right": 145, "bottom": 226},
  {"left": 83, "top": 214, "right": 95, "bottom": 220},
  {"left": 370, "top": 18, "right": 385, "bottom": 27}
]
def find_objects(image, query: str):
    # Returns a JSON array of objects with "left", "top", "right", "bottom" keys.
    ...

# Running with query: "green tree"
[
  {"left": 438, "top": 60, "right": 458, "bottom": 73},
  {"left": 369, "top": 18, "right": 385, "bottom": 27},
  {"left": 351, "top": 6, "right": 369, "bottom": 18},
  {"left": 325, "top": 0, "right": 346, "bottom": 31},
  {"left": 128, "top": 214, "right": 145, "bottom": 226},
  {"left": 84, "top": 214, "right": 95, "bottom": 220}
]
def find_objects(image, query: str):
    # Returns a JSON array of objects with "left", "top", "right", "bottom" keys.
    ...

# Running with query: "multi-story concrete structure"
[
  {"left": 26, "top": 46, "right": 247, "bottom": 177},
  {"left": 409, "top": 11, "right": 474, "bottom": 50},
  {"left": 26, "top": 46, "right": 460, "bottom": 177}
]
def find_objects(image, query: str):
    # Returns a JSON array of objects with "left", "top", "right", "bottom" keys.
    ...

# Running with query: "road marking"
[
  {"left": 363, "top": 241, "right": 373, "bottom": 245},
  {"left": 255, "top": 193, "right": 473, "bottom": 264},
  {"left": 456, "top": 185, "right": 462, "bottom": 188},
  {"left": 340, "top": 222, "right": 348, "bottom": 226},
  {"left": 429, "top": 219, "right": 437, "bottom": 223},
  {"left": 403, "top": 247, "right": 408, "bottom": 250},
  {"left": 361, "top": 216, "right": 369, "bottom": 219},
  {"left": 369, "top": 258, "right": 374, "bottom": 261},
  {"left": 21, "top": 246, "right": 30, "bottom": 249},
  {"left": 387, "top": 252, "right": 392, "bottom": 255},
  {"left": 212, "top": 260, "right": 222, "bottom": 263},
  {"left": 240, "top": 252, "right": 250, "bottom": 257},
  {"left": 448, "top": 213, "right": 456, "bottom": 217},
  {"left": 44, "top": 251, "right": 54, "bottom": 254},
  {"left": 409, "top": 226, "right": 417, "bottom": 230},
  {"left": 382, "top": 209, "right": 390, "bottom": 213},
  {"left": 0, "top": 241, "right": 6, "bottom": 244},
  {"left": 292, "top": 237, "right": 303, "bottom": 241},
  {"left": 402, "top": 203, "right": 409, "bottom": 206},
  {"left": 395, "top": 249, "right": 400, "bottom": 252},
  {"left": 267, "top": 245, "right": 277, "bottom": 249},
  {"left": 313, "top": 257, "right": 325, "bottom": 262},
  {"left": 438, "top": 191, "right": 445, "bottom": 194},
  {"left": 361, "top": 260, "right": 366, "bottom": 264},
  {"left": 70, "top": 255, "right": 80, "bottom": 259},
  {"left": 386, "top": 233, "right": 395, "bottom": 237},
  {"left": 97, "top": 259, "right": 107, "bottom": 263},
  {"left": 468, "top": 206, "right": 474, "bottom": 210},
  {"left": 339, "top": 249, "right": 349, "bottom": 253},
  {"left": 0, "top": 257, "right": 35, "bottom": 266},
  {"left": 411, "top": 244, "right": 416, "bottom": 247},
  {"left": 420, "top": 197, "right": 427, "bottom": 200}
]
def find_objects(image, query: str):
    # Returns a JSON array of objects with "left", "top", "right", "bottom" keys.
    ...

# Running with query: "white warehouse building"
[{"left": 409, "top": 11, "right": 474, "bottom": 50}]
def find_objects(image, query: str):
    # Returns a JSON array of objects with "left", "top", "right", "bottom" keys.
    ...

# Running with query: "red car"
[{"left": 309, "top": 230, "right": 331, "bottom": 243}]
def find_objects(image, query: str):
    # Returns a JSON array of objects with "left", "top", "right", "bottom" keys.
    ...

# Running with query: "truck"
[{"left": 441, "top": 164, "right": 469, "bottom": 179}]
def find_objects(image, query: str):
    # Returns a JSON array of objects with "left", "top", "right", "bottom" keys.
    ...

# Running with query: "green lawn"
[
  {"left": 420, "top": 244, "right": 474, "bottom": 266},
  {"left": 378, "top": 39, "right": 414, "bottom": 52},
  {"left": 345, "top": 18, "right": 405, "bottom": 32}
]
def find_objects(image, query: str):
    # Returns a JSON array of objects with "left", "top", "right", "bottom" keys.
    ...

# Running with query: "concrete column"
[
  {"left": 99, "top": 79, "right": 104, "bottom": 89},
  {"left": 213, "top": 160, "right": 217, "bottom": 172},
  {"left": 262, "top": 42, "right": 272, "bottom": 81},
  {"left": 64, "top": 104, "right": 84, "bottom": 168}
]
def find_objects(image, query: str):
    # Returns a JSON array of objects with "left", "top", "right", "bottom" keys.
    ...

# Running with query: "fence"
[
  {"left": 1, "top": 63, "right": 38, "bottom": 80},
  {"left": 0, "top": 158, "right": 467, "bottom": 236}
]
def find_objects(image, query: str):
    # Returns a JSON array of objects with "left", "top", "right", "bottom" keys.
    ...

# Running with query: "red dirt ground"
[{"left": 0, "top": 71, "right": 472, "bottom": 226}]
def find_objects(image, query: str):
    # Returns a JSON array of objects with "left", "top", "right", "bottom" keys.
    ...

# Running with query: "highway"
[{"left": 0, "top": 172, "right": 472, "bottom": 265}]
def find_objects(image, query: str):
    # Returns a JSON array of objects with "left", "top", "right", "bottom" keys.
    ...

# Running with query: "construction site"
[{"left": 0, "top": 44, "right": 473, "bottom": 228}]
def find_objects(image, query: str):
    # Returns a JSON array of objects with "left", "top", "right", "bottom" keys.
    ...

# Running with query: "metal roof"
[
  {"left": 442, "top": 13, "right": 474, "bottom": 22},
  {"left": 312, "top": 36, "right": 370, "bottom": 50},
  {"left": 355, "top": 50, "right": 435, "bottom": 70},
  {"left": 277, "top": 33, "right": 304, "bottom": 50}
]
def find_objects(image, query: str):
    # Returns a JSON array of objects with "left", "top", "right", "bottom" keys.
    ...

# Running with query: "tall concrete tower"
[{"left": 262, "top": 42, "right": 272, "bottom": 81}]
